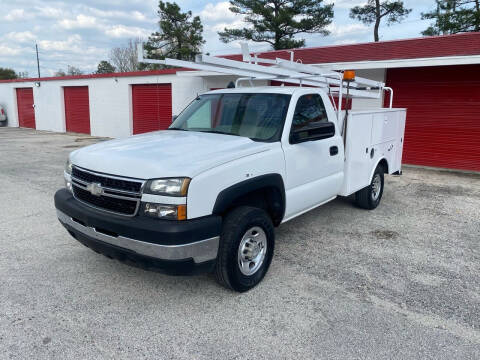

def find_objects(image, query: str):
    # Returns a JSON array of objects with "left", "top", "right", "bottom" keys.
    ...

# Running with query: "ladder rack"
[{"left": 137, "top": 43, "right": 393, "bottom": 122}]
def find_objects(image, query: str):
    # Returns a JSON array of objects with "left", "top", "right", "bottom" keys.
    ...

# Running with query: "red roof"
[
  {"left": 223, "top": 32, "right": 480, "bottom": 64},
  {"left": 0, "top": 68, "right": 184, "bottom": 84}
]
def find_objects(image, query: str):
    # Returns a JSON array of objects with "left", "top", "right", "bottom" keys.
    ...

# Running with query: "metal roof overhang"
[
  {"left": 314, "top": 54, "right": 480, "bottom": 70},
  {"left": 177, "top": 54, "right": 480, "bottom": 78}
]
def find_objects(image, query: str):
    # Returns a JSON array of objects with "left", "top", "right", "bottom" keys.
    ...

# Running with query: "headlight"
[
  {"left": 144, "top": 177, "right": 191, "bottom": 196},
  {"left": 144, "top": 203, "right": 187, "bottom": 220},
  {"left": 65, "top": 159, "right": 72, "bottom": 175}
]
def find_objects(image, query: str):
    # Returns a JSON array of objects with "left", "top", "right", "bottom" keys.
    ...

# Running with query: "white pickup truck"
[{"left": 55, "top": 85, "right": 406, "bottom": 292}]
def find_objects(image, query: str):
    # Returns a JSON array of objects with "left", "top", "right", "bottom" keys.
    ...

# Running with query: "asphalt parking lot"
[{"left": 1, "top": 127, "right": 479, "bottom": 359}]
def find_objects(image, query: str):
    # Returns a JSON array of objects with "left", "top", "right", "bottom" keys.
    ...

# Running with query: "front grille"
[
  {"left": 71, "top": 166, "right": 143, "bottom": 216},
  {"left": 72, "top": 167, "right": 142, "bottom": 193},
  {"left": 73, "top": 185, "right": 139, "bottom": 216}
]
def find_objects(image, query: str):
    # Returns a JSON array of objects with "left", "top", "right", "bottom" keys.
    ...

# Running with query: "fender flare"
[{"left": 212, "top": 173, "right": 286, "bottom": 223}]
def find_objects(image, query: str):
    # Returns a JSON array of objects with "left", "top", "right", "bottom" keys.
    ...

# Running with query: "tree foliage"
[
  {"left": 67, "top": 65, "right": 83, "bottom": 75},
  {"left": 54, "top": 65, "right": 83, "bottom": 77},
  {"left": 96, "top": 60, "right": 116, "bottom": 74},
  {"left": 0, "top": 67, "right": 17, "bottom": 80},
  {"left": 218, "top": 0, "right": 334, "bottom": 50},
  {"left": 145, "top": 1, "right": 205, "bottom": 61},
  {"left": 350, "top": 0, "right": 411, "bottom": 41},
  {"left": 110, "top": 38, "right": 141, "bottom": 72},
  {"left": 421, "top": 0, "right": 480, "bottom": 35}
]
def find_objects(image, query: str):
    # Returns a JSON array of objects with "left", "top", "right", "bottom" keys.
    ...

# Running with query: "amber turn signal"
[{"left": 177, "top": 204, "right": 187, "bottom": 220}]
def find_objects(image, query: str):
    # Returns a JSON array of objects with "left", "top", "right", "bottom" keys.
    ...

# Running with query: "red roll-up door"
[
  {"left": 132, "top": 84, "right": 172, "bottom": 135},
  {"left": 386, "top": 65, "right": 480, "bottom": 172},
  {"left": 64, "top": 86, "right": 90, "bottom": 134},
  {"left": 16, "top": 88, "right": 35, "bottom": 129}
]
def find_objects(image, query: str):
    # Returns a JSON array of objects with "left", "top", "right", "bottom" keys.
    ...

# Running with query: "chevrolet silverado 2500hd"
[{"left": 54, "top": 85, "right": 406, "bottom": 292}]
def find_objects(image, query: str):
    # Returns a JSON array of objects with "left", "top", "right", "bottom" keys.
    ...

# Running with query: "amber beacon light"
[{"left": 343, "top": 70, "right": 356, "bottom": 82}]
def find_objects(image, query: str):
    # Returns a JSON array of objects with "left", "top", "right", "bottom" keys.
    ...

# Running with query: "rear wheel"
[
  {"left": 355, "top": 166, "right": 384, "bottom": 210},
  {"left": 214, "top": 206, "right": 274, "bottom": 292}
]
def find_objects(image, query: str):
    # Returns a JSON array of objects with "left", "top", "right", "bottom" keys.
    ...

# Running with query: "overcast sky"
[{"left": 0, "top": 0, "right": 436, "bottom": 77}]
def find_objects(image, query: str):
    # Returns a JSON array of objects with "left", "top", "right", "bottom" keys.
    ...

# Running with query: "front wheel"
[
  {"left": 354, "top": 166, "right": 384, "bottom": 210},
  {"left": 214, "top": 206, "right": 275, "bottom": 292}
]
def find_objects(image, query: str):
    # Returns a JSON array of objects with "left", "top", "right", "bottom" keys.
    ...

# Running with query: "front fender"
[
  {"left": 212, "top": 173, "right": 285, "bottom": 219},
  {"left": 186, "top": 143, "right": 286, "bottom": 219}
]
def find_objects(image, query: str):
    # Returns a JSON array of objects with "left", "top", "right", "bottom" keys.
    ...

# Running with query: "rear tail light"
[{"left": 1, "top": 109, "right": 4, "bottom": 115}]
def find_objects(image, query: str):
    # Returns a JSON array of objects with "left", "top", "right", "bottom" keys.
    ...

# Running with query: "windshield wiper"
[
  {"left": 168, "top": 127, "right": 187, "bottom": 131},
  {"left": 198, "top": 130, "right": 241, "bottom": 137}
]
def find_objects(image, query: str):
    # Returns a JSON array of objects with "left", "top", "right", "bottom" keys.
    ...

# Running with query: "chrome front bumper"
[{"left": 57, "top": 210, "right": 220, "bottom": 264}]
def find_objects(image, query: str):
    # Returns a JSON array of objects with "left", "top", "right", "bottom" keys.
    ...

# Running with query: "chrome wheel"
[
  {"left": 371, "top": 174, "right": 382, "bottom": 201},
  {"left": 237, "top": 226, "right": 267, "bottom": 276}
]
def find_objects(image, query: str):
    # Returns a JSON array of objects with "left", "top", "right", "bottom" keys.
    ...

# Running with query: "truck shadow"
[{"left": 81, "top": 196, "right": 357, "bottom": 294}]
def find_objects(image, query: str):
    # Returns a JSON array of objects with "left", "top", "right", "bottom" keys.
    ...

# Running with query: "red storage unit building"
[
  {"left": 2, "top": 33, "right": 480, "bottom": 172},
  {"left": 16, "top": 88, "right": 36, "bottom": 129},
  {"left": 132, "top": 84, "right": 172, "bottom": 135},
  {"left": 64, "top": 86, "right": 91, "bottom": 134},
  {"left": 386, "top": 65, "right": 480, "bottom": 172}
]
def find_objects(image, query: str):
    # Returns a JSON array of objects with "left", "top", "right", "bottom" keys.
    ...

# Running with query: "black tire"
[
  {"left": 214, "top": 206, "right": 275, "bottom": 292},
  {"left": 354, "top": 166, "right": 384, "bottom": 210}
]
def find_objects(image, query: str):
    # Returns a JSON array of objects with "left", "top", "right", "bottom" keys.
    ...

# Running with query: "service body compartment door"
[
  {"left": 340, "top": 112, "right": 373, "bottom": 196},
  {"left": 340, "top": 109, "right": 406, "bottom": 196}
]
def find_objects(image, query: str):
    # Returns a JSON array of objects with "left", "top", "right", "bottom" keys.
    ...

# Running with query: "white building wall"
[
  {"left": 87, "top": 74, "right": 205, "bottom": 138},
  {"left": 351, "top": 69, "right": 386, "bottom": 110},
  {"left": 89, "top": 77, "right": 130, "bottom": 138},
  {"left": 0, "top": 73, "right": 206, "bottom": 138}
]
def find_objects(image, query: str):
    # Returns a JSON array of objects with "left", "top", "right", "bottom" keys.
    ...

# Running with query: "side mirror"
[
  {"left": 290, "top": 122, "right": 335, "bottom": 144},
  {"left": 172, "top": 115, "right": 178, "bottom": 122}
]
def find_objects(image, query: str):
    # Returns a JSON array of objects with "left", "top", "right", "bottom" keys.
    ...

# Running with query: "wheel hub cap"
[
  {"left": 237, "top": 226, "right": 267, "bottom": 276},
  {"left": 371, "top": 174, "right": 381, "bottom": 201}
]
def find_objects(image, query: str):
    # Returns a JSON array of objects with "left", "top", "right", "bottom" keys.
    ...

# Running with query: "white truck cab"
[{"left": 55, "top": 53, "right": 406, "bottom": 292}]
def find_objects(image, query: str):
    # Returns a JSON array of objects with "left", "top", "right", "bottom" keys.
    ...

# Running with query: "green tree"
[
  {"left": 218, "top": 0, "right": 334, "bottom": 50},
  {"left": 0, "top": 67, "right": 17, "bottom": 80},
  {"left": 422, "top": 0, "right": 480, "bottom": 35},
  {"left": 96, "top": 60, "right": 116, "bottom": 74},
  {"left": 145, "top": 1, "right": 205, "bottom": 61},
  {"left": 350, "top": 0, "right": 411, "bottom": 42}
]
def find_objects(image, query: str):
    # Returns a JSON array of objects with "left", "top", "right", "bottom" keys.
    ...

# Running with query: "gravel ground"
[{"left": 0, "top": 127, "right": 479, "bottom": 360}]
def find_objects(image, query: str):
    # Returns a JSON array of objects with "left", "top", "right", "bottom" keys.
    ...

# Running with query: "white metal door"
[{"left": 282, "top": 93, "right": 344, "bottom": 220}]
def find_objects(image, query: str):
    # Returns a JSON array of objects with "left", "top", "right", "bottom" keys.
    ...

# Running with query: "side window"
[
  {"left": 186, "top": 100, "right": 212, "bottom": 128},
  {"left": 291, "top": 94, "right": 328, "bottom": 131}
]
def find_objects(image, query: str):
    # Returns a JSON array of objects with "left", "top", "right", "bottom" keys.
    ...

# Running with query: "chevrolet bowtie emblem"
[{"left": 86, "top": 182, "right": 104, "bottom": 196}]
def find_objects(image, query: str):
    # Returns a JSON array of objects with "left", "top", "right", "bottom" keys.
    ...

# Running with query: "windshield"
[{"left": 169, "top": 93, "right": 291, "bottom": 142}]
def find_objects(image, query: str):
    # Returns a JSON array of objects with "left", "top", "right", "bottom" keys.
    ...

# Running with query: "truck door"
[{"left": 282, "top": 92, "right": 344, "bottom": 219}]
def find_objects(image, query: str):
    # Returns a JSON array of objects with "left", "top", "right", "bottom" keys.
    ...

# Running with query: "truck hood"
[{"left": 70, "top": 130, "right": 271, "bottom": 179}]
